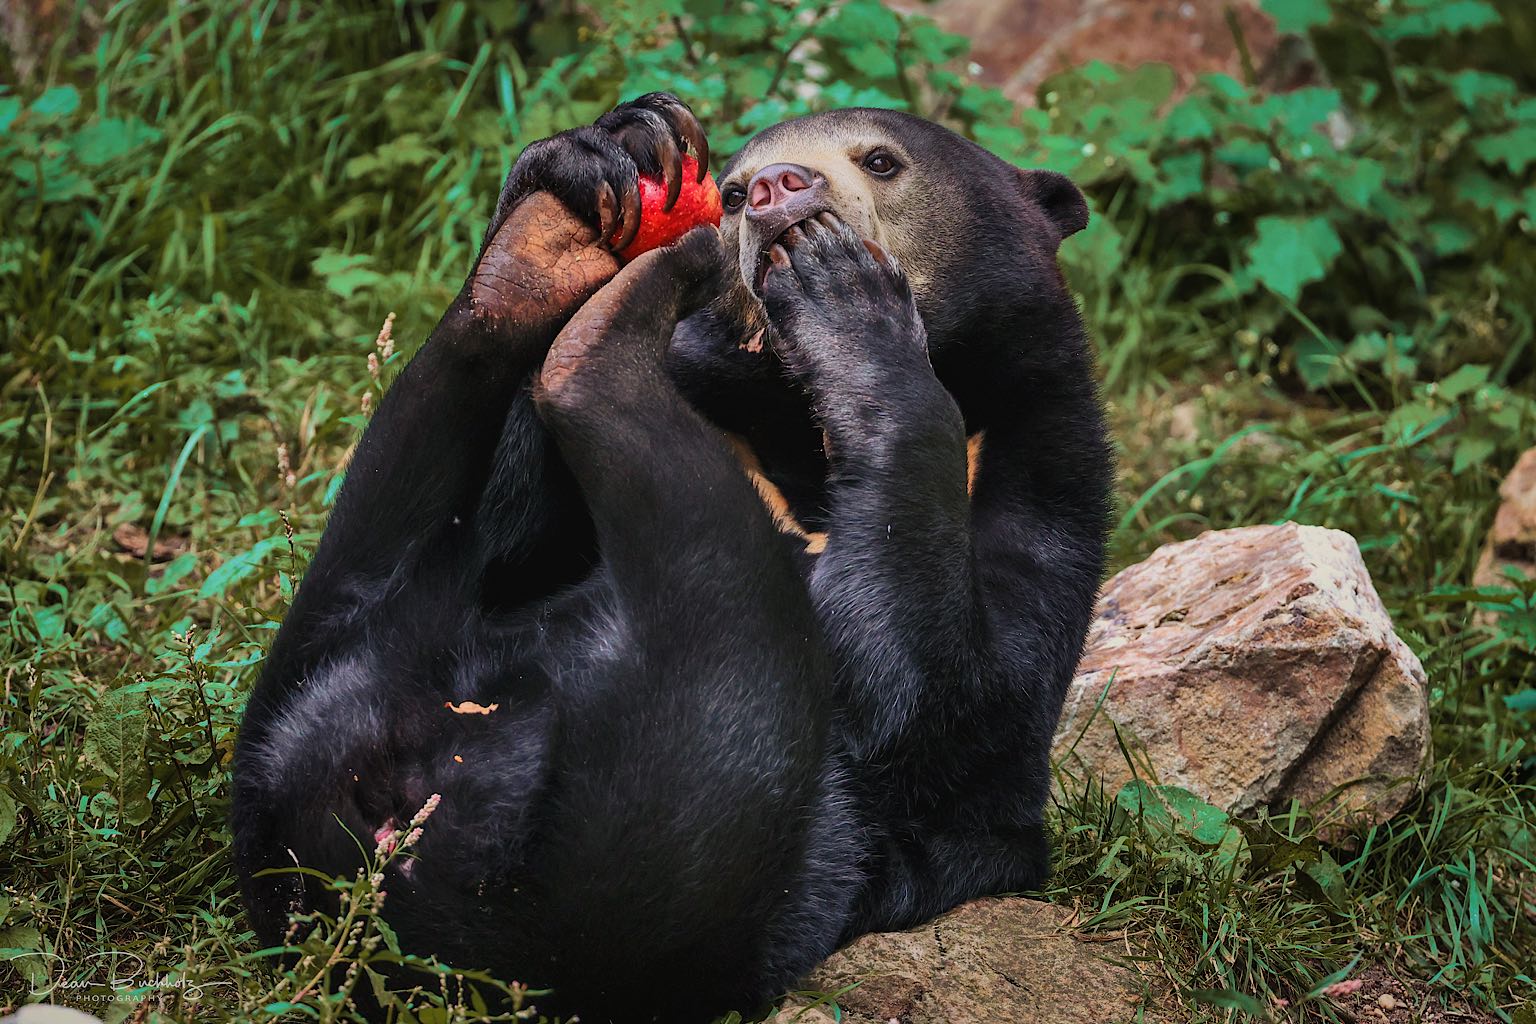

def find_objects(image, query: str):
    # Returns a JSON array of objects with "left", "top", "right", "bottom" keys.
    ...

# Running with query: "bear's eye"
[
  {"left": 861, "top": 151, "right": 900, "bottom": 177},
  {"left": 722, "top": 185, "right": 748, "bottom": 213}
]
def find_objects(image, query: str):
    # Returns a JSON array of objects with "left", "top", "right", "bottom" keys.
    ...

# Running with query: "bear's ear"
[{"left": 1018, "top": 169, "right": 1089, "bottom": 241}]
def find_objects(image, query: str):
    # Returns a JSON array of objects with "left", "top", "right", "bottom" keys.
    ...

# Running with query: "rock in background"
[
  {"left": 773, "top": 898, "right": 1165, "bottom": 1024},
  {"left": 1473, "top": 446, "right": 1536, "bottom": 590},
  {"left": 887, "top": 0, "right": 1283, "bottom": 106},
  {"left": 1054, "top": 523, "right": 1429, "bottom": 824}
]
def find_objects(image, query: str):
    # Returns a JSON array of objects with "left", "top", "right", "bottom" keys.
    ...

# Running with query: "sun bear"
[{"left": 232, "top": 92, "right": 1112, "bottom": 1024}]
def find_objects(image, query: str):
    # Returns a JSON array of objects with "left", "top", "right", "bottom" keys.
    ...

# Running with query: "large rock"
[
  {"left": 887, "top": 0, "right": 1281, "bottom": 106},
  {"left": 773, "top": 898, "right": 1165, "bottom": 1024},
  {"left": 1054, "top": 523, "right": 1429, "bottom": 824},
  {"left": 1473, "top": 446, "right": 1536, "bottom": 590}
]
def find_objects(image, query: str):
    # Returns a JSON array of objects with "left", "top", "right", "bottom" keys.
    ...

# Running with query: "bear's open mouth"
[{"left": 753, "top": 210, "right": 843, "bottom": 294}]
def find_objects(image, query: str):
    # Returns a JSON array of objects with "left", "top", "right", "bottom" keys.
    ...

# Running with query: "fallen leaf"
[{"left": 444, "top": 700, "right": 499, "bottom": 715}]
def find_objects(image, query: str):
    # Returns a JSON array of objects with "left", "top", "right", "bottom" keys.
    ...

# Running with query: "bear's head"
[{"left": 667, "top": 108, "right": 1090, "bottom": 453}]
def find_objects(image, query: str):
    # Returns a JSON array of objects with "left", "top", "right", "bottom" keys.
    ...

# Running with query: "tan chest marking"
[{"left": 725, "top": 430, "right": 986, "bottom": 556}]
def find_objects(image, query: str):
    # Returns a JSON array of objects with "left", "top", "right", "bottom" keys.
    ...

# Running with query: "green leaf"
[
  {"left": 820, "top": 0, "right": 901, "bottom": 44},
  {"left": 1235, "top": 818, "right": 1322, "bottom": 880},
  {"left": 1261, "top": 0, "right": 1333, "bottom": 33},
  {"left": 1150, "top": 151, "right": 1205, "bottom": 209},
  {"left": 1060, "top": 207, "right": 1125, "bottom": 280},
  {"left": 30, "top": 85, "right": 80, "bottom": 118},
  {"left": 0, "top": 926, "right": 46, "bottom": 986},
  {"left": 1472, "top": 129, "right": 1536, "bottom": 174},
  {"left": 1157, "top": 786, "right": 1233, "bottom": 845},
  {"left": 0, "top": 790, "right": 16, "bottom": 846},
  {"left": 199, "top": 535, "right": 287, "bottom": 598},
  {"left": 1426, "top": 219, "right": 1478, "bottom": 256},
  {"left": 311, "top": 251, "right": 385, "bottom": 300},
  {"left": 1114, "top": 781, "right": 1237, "bottom": 847},
  {"left": 1445, "top": 70, "right": 1518, "bottom": 110},
  {"left": 82, "top": 688, "right": 154, "bottom": 827},
  {"left": 146, "top": 552, "right": 200, "bottom": 596},
  {"left": 1245, "top": 215, "right": 1343, "bottom": 301},
  {"left": 1294, "top": 335, "right": 1347, "bottom": 390},
  {"left": 1506, "top": 689, "right": 1536, "bottom": 713},
  {"left": 1439, "top": 363, "right": 1490, "bottom": 400},
  {"left": 1332, "top": 158, "right": 1385, "bottom": 210},
  {"left": 83, "top": 687, "right": 150, "bottom": 782},
  {"left": 1299, "top": 849, "right": 1351, "bottom": 913},
  {"left": 1188, "top": 988, "right": 1271, "bottom": 1017},
  {"left": 1262, "top": 87, "right": 1342, "bottom": 136},
  {"left": 69, "top": 117, "right": 163, "bottom": 167},
  {"left": 0, "top": 96, "right": 21, "bottom": 134},
  {"left": 1454, "top": 170, "right": 1526, "bottom": 222},
  {"left": 1380, "top": 0, "right": 1499, "bottom": 39},
  {"left": 1453, "top": 435, "right": 1497, "bottom": 474},
  {"left": 1162, "top": 97, "right": 1214, "bottom": 142}
]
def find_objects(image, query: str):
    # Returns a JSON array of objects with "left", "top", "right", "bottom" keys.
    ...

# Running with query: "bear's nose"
[{"left": 747, "top": 163, "right": 820, "bottom": 212}]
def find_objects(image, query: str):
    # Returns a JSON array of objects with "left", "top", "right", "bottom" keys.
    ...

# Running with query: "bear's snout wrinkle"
[
  {"left": 747, "top": 162, "right": 819, "bottom": 212},
  {"left": 744, "top": 162, "right": 831, "bottom": 248}
]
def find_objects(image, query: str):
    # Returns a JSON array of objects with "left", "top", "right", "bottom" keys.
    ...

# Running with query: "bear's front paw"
[
  {"left": 759, "top": 213, "right": 928, "bottom": 384},
  {"left": 468, "top": 95, "right": 710, "bottom": 326}
]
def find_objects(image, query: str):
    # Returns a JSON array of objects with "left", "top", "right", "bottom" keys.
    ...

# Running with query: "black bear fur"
[{"left": 232, "top": 93, "right": 1113, "bottom": 1024}]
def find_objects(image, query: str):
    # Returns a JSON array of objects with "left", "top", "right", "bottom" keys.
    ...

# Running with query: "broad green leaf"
[
  {"left": 30, "top": 85, "right": 80, "bottom": 118},
  {"left": 1214, "top": 138, "right": 1271, "bottom": 173},
  {"left": 1235, "top": 818, "right": 1322, "bottom": 880},
  {"left": 311, "top": 251, "right": 385, "bottom": 300},
  {"left": 147, "top": 552, "right": 200, "bottom": 596},
  {"left": 199, "top": 535, "right": 287, "bottom": 598},
  {"left": 0, "top": 791, "right": 15, "bottom": 846},
  {"left": 1505, "top": 689, "right": 1536, "bottom": 713},
  {"left": 1473, "top": 128, "right": 1536, "bottom": 174},
  {"left": 1150, "top": 151, "right": 1205, "bottom": 209},
  {"left": 1261, "top": 0, "right": 1333, "bottom": 33},
  {"left": 1060, "top": 207, "right": 1125, "bottom": 279},
  {"left": 1245, "top": 215, "right": 1343, "bottom": 301},
  {"left": 1439, "top": 363, "right": 1490, "bottom": 400},
  {"left": 1426, "top": 219, "right": 1478, "bottom": 256},
  {"left": 1261, "top": 87, "right": 1342, "bottom": 136},
  {"left": 1445, "top": 70, "right": 1518, "bottom": 110},
  {"left": 69, "top": 117, "right": 163, "bottom": 167},
  {"left": 0, "top": 96, "right": 20, "bottom": 134},
  {"left": 1299, "top": 849, "right": 1351, "bottom": 913},
  {"left": 1456, "top": 436, "right": 1492, "bottom": 475},
  {"left": 1381, "top": 0, "right": 1500, "bottom": 40},
  {"left": 83, "top": 687, "right": 150, "bottom": 782},
  {"left": 1157, "top": 785, "right": 1234, "bottom": 845},
  {"left": 1332, "top": 158, "right": 1385, "bottom": 210},
  {"left": 0, "top": 926, "right": 46, "bottom": 986},
  {"left": 1294, "top": 335, "right": 1346, "bottom": 390},
  {"left": 1162, "top": 97, "right": 1214, "bottom": 142},
  {"left": 1454, "top": 170, "right": 1526, "bottom": 222},
  {"left": 820, "top": 0, "right": 901, "bottom": 44},
  {"left": 1453, "top": 435, "right": 1497, "bottom": 474},
  {"left": 1188, "top": 988, "right": 1271, "bottom": 1016}
]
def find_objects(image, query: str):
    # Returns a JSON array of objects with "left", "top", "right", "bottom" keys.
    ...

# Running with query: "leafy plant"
[{"left": 2, "top": 0, "right": 1533, "bottom": 1021}]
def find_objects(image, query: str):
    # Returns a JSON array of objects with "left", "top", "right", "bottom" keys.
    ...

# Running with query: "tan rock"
[
  {"left": 1054, "top": 523, "right": 1429, "bottom": 824},
  {"left": 778, "top": 898, "right": 1165, "bottom": 1024},
  {"left": 887, "top": 0, "right": 1280, "bottom": 106},
  {"left": 1472, "top": 446, "right": 1536, "bottom": 590}
]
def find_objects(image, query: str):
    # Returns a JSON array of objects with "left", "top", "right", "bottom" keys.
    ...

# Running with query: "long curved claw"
[
  {"left": 655, "top": 132, "right": 683, "bottom": 213},
  {"left": 656, "top": 95, "right": 710, "bottom": 179},
  {"left": 613, "top": 181, "right": 642, "bottom": 254}
]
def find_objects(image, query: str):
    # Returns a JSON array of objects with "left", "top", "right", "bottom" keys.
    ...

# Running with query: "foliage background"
[{"left": 1, "top": 0, "right": 1533, "bottom": 1020}]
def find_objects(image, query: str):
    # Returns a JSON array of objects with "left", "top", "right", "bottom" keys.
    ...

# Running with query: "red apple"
[{"left": 616, "top": 154, "right": 723, "bottom": 262}]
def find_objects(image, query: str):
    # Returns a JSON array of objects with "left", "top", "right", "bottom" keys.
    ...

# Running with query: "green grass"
[{"left": 2, "top": 2, "right": 1533, "bottom": 1022}]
